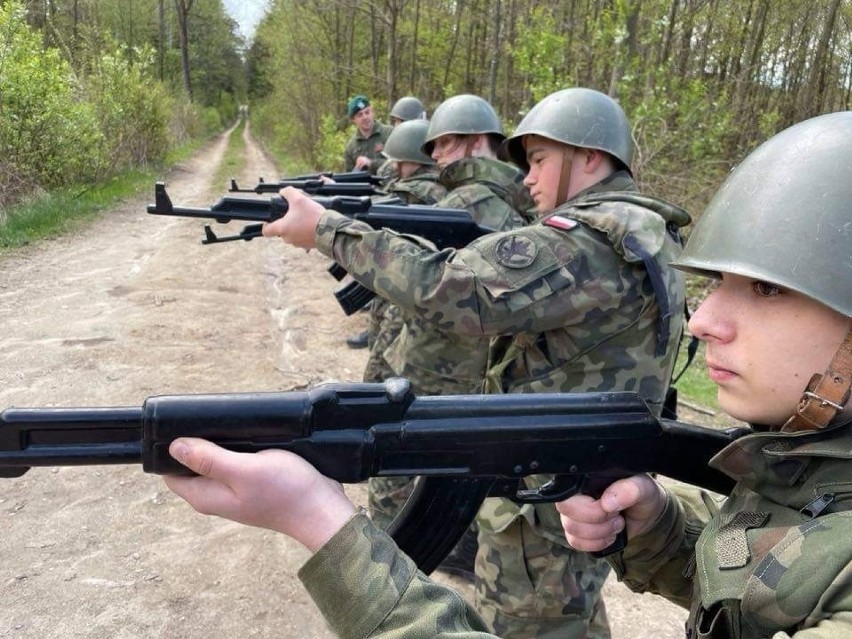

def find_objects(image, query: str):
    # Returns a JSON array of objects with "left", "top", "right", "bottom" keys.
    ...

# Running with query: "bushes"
[
  {"left": 0, "top": 2, "right": 104, "bottom": 203},
  {"left": 83, "top": 44, "right": 174, "bottom": 171},
  {"left": 0, "top": 0, "right": 226, "bottom": 209}
]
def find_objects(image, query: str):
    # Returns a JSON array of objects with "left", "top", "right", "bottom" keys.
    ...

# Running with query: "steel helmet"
[
  {"left": 503, "top": 88, "right": 633, "bottom": 172},
  {"left": 672, "top": 111, "right": 852, "bottom": 317},
  {"left": 381, "top": 119, "right": 435, "bottom": 165},
  {"left": 390, "top": 96, "right": 426, "bottom": 122},
  {"left": 422, "top": 94, "right": 504, "bottom": 155}
]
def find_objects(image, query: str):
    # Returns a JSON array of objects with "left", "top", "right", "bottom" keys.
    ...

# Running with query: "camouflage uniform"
[
  {"left": 297, "top": 420, "right": 852, "bottom": 639},
  {"left": 610, "top": 416, "right": 852, "bottom": 638},
  {"left": 313, "top": 170, "right": 688, "bottom": 636},
  {"left": 370, "top": 157, "right": 532, "bottom": 529},
  {"left": 364, "top": 164, "right": 448, "bottom": 529},
  {"left": 343, "top": 121, "right": 393, "bottom": 174},
  {"left": 376, "top": 159, "right": 400, "bottom": 184}
]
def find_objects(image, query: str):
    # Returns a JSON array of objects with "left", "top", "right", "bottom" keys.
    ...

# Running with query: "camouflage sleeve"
[
  {"left": 607, "top": 481, "right": 716, "bottom": 608},
  {"left": 314, "top": 210, "right": 629, "bottom": 337},
  {"left": 299, "top": 511, "right": 497, "bottom": 638}
]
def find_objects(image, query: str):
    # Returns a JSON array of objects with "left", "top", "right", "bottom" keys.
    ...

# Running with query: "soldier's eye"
[{"left": 752, "top": 280, "right": 781, "bottom": 297}]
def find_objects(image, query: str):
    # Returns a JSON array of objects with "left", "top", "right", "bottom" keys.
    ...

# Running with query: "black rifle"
[
  {"left": 280, "top": 170, "right": 385, "bottom": 186},
  {"left": 229, "top": 178, "right": 381, "bottom": 197},
  {"left": 147, "top": 183, "right": 496, "bottom": 314},
  {"left": 1, "top": 380, "right": 748, "bottom": 572}
]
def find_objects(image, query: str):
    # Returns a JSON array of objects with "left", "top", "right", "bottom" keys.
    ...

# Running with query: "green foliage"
[
  {"left": 314, "top": 115, "right": 350, "bottom": 172},
  {"left": 511, "top": 8, "right": 568, "bottom": 106},
  {"left": 82, "top": 42, "right": 174, "bottom": 170},
  {"left": 0, "top": 1, "right": 105, "bottom": 197}
]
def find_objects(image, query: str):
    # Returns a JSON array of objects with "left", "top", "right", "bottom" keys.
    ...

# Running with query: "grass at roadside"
[
  {"left": 212, "top": 118, "right": 247, "bottom": 190},
  {"left": 672, "top": 336, "right": 721, "bottom": 416},
  {"left": 0, "top": 139, "right": 205, "bottom": 253}
]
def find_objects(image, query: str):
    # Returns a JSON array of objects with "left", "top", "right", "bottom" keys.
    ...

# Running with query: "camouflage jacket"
[
  {"left": 343, "top": 121, "right": 393, "bottom": 174},
  {"left": 381, "top": 157, "right": 530, "bottom": 394},
  {"left": 376, "top": 158, "right": 399, "bottom": 184},
  {"left": 611, "top": 416, "right": 852, "bottom": 638},
  {"left": 300, "top": 512, "right": 495, "bottom": 638},
  {"left": 315, "top": 171, "right": 689, "bottom": 536},
  {"left": 363, "top": 167, "right": 447, "bottom": 383}
]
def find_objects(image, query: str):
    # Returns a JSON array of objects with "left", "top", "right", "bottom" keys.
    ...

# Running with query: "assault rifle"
[
  {"left": 229, "top": 178, "right": 381, "bottom": 197},
  {"left": 1, "top": 379, "right": 748, "bottom": 571},
  {"left": 279, "top": 169, "right": 385, "bottom": 186},
  {"left": 147, "top": 183, "right": 496, "bottom": 314}
]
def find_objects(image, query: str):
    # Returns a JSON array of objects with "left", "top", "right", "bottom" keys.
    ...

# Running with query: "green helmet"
[
  {"left": 673, "top": 111, "right": 852, "bottom": 317},
  {"left": 504, "top": 88, "right": 633, "bottom": 172},
  {"left": 422, "top": 94, "right": 504, "bottom": 155},
  {"left": 381, "top": 119, "right": 435, "bottom": 165},
  {"left": 390, "top": 96, "right": 425, "bottom": 122}
]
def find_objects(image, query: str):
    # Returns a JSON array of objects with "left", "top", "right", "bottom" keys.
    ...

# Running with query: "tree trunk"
[{"left": 174, "top": 0, "right": 195, "bottom": 100}]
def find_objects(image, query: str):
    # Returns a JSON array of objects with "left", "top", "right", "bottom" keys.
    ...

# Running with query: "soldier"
[
  {"left": 389, "top": 95, "right": 426, "bottom": 125},
  {"left": 377, "top": 96, "right": 428, "bottom": 184},
  {"left": 342, "top": 95, "right": 393, "bottom": 175},
  {"left": 558, "top": 110, "right": 852, "bottom": 638},
  {"left": 164, "top": 110, "right": 852, "bottom": 639},
  {"left": 260, "top": 87, "right": 688, "bottom": 637},
  {"left": 342, "top": 96, "right": 394, "bottom": 349},
  {"left": 369, "top": 95, "right": 533, "bottom": 580},
  {"left": 362, "top": 119, "right": 448, "bottom": 530}
]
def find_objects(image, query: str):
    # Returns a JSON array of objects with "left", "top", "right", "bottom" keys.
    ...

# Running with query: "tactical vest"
[{"left": 685, "top": 423, "right": 852, "bottom": 638}]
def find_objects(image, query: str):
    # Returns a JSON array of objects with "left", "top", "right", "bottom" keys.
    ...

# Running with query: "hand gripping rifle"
[
  {"left": 0, "top": 379, "right": 748, "bottom": 571},
  {"left": 147, "top": 183, "right": 496, "bottom": 314}
]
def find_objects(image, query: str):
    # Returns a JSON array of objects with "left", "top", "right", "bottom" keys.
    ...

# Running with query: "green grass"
[
  {"left": 672, "top": 336, "right": 721, "bottom": 414},
  {"left": 0, "top": 138, "right": 209, "bottom": 253},
  {"left": 213, "top": 118, "right": 247, "bottom": 188}
]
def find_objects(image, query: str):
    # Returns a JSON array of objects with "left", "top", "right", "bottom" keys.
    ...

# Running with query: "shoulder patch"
[
  {"left": 494, "top": 234, "right": 537, "bottom": 269},
  {"left": 544, "top": 215, "right": 579, "bottom": 230}
]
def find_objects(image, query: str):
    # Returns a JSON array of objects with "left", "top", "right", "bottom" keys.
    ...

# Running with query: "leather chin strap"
[
  {"left": 782, "top": 325, "right": 852, "bottom": 433},
  {"left": 555, "top": 147, "right": 576, "bottom": 207}
]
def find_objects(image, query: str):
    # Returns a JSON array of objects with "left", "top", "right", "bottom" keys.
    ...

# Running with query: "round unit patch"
[{"left": 494, "top": 235, "right": 537, "bottom": 269}]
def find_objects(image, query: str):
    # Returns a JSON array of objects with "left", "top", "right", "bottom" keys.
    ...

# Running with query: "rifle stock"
[{"left": 1, "top": 380, "right": 747, "bottom": 572}]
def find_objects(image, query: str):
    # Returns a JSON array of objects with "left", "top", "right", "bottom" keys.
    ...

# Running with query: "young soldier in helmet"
[
  {"left": 165, "top": 110, "right": 852, "bottom": 639},
  {"left": 558, "top": 111, "right": 852, "bottom": 639},
  {"left": 376, "top": 96, "right": 428, "bottom": 184},
  {"left": 179, "top": 87, "right": 689, "bottom": 638},
  {"left": 368, "top": 95, "right": 533, "bottom": 581},
  {"left": 361, "top": 119, "right": 448, "bottom": 530}
]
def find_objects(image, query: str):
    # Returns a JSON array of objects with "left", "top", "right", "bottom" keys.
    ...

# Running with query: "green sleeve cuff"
[
  {"left": 608, "top": 487, "right": 695, "bottom": 607},
  {"left": 314, "top": 209, "right": 350, "bottom": 258},
  {"left": 298, "top": 511, "right": 418, "bottom": 638}
]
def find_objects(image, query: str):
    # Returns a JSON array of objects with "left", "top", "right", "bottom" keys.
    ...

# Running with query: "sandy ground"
[{"left": 0, "top": 122, "right": 692, "bottom": 638}]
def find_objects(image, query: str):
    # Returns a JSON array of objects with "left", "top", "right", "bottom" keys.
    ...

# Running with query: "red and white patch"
[{"left": 544, "top": 215, "right": 578, "bottom": 230}]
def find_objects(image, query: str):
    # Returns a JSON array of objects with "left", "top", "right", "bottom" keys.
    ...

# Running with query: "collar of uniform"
[
  {"left": 567, "top": 169, "right": 637, "bottom": 202},
  {"left": 438, "top": 156, "right": 517, "bottom": 189},
  {"left": 355, "top": 122, "right": 382, "bottom": 141}
]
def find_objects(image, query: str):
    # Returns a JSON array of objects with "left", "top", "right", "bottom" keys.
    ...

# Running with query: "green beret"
[{"left": 347, "top": 95, "right": 370, "bottom": 118}]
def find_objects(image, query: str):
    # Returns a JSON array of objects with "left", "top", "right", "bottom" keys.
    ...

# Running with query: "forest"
[{"left": 1, "top": 0, "right": 850, "bottom": 215}]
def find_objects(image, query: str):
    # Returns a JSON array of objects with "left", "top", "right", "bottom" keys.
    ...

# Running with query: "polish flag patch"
[{"left": 544, "top": 215, "right": 578, "bottom": 230}]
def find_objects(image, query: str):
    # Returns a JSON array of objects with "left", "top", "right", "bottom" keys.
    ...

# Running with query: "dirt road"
[{"left": 0, "top": 123, "right": 688, "bottom": 637}]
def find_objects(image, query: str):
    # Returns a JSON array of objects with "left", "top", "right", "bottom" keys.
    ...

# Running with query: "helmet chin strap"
[
  {"left": 555, "top": 147, "right": 576, "bottom": 207},
  {"left": 782, "top": 325, "right": 852, "bottom": 432}
]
